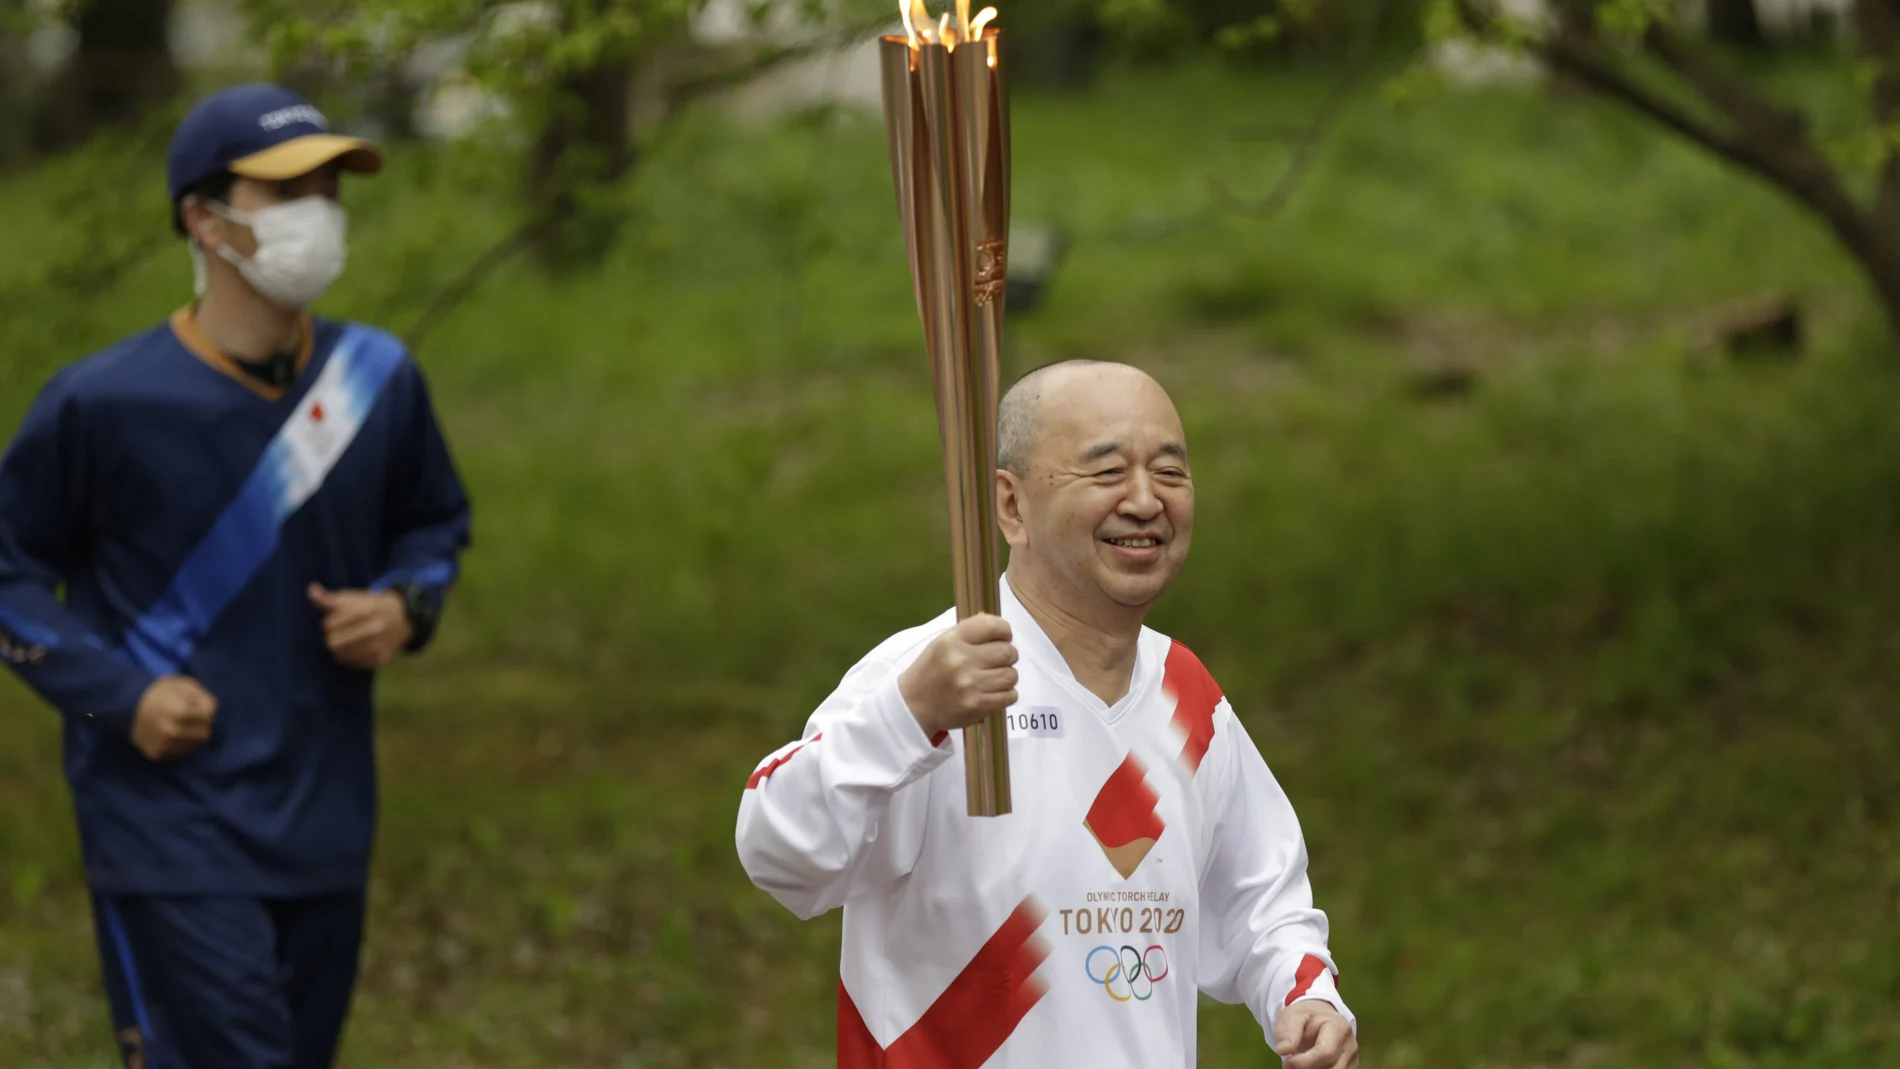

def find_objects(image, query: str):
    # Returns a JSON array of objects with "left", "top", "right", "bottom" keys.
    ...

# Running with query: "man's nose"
[{"left": 1119, "top": 471, "right": 1163, "bottom": 519}]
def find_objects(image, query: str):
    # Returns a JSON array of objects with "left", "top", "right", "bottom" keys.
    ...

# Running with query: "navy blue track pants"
[{"left": 90, "top": 891, "right": 366, "bottom": 1069}]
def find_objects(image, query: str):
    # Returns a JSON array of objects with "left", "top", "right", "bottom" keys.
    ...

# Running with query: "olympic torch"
[{"left": 879, "top": 0, "right": 1012, "bottom": 817}]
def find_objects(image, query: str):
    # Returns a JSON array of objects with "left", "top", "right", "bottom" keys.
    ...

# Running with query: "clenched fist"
[
  {"left": 309, "top": 584, "right": 412, "bottom": 670},
  {"left": 1275, "top": 1000, "right": 1358, "bottom": 1069},
  {"left": 898, "top": 614, "right": 1019, "bottom": 738},
  {"left": 131, "top": 676, "right": 218, "bottom": 761}
]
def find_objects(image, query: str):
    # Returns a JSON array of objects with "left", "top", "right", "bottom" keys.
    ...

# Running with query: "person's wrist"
[
  {"left": 388, "top": 582, "right": 436, "bottom": 651},
  {"left": 389, "top": 592, "right": 415, "bottom": 643},
  {"left": 896, "top": 665, "right": 939, "bottom": 738}
]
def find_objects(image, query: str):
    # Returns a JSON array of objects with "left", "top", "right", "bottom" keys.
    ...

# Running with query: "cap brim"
[{"left": 229, "top": 134, "right": 383, "bottom": 181}]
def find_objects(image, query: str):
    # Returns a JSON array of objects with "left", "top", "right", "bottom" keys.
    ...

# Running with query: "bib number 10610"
[{"left": 1006, "top": 707, "right": 1064, "bottom": 740}]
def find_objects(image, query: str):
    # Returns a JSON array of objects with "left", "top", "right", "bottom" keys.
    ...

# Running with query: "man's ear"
[
  {"left": 180, "top": 198, "right": 223, "bottom": 251},
  {"left": 996, "top": 468, "right": 1029, "bottom": 550}
]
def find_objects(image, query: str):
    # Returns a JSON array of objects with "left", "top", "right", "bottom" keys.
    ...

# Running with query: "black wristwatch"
[{"left": 392, "top": 581, "right": 441, "bottom": 651}]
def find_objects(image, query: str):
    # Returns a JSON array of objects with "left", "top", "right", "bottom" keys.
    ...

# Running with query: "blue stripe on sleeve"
[
  {"left": 0, "top": 604, "right": 61, "bottom": 649},
  {"left": 371, "top": 559, "right": 457, "bottom": 593}
]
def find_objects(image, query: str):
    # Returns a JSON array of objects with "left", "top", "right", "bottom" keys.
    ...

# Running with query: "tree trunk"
[
  {"left": 1861, "top": 0, "right": 1900, "bottom": 225},
  {"left": 1809, "top": 189, "right": 1900, "bottom": 349},
  {"left": 1734, "top": 150, "right": 1900, "bottom": 351},
  {"left": 1862, "top": 238, "right": 1900, "bottom": 351},
  {"left": 526, "top": 60, "right": 636, "bottom": 269},
  {"left": 1705, "top": 0, "right": 1766, "bottom": 47},
  {"left": 1855, "top": 0, "right": 1900, "bottom": 347},
  {"left": 31, "top": 0, "right": 180, "bottom": 152}
]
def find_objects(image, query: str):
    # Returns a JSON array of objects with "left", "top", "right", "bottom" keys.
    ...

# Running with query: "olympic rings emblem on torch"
[{"left": 1085, "top": 944, "right": 1171, "bottom": 1002}]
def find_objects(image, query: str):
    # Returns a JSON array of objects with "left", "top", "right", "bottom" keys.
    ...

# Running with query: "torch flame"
[
  {"left": 898, "top": 0, "right": 998, "bottom": 49},
  {"left": 900, "top": 0, "right": 933, "bottom": 46}
]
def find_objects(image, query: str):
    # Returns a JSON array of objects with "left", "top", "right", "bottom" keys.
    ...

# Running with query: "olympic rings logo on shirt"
[{"left": 1085, "top": 944, "right": 1171, "bottom": 1002}]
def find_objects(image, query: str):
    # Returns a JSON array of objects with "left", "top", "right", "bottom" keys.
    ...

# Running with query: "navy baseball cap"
[{"left": 167, "top": 83, "right": 383, "bottom": 233}]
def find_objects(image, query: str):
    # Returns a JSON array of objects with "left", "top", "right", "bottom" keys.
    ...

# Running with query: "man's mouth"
[{"left": 1104, "top": 535, "right": 1163, "bottom": 549}]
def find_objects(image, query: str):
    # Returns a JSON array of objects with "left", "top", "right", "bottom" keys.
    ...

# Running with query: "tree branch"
[
  {"left": 1548, "top": 35, "right": 1871, "bottom": 258},
  {"left": 665, "top": 18, "right": 898, "bottom": 112},
  {"left": 402, "top": 23, "right": 895, "bottom": 352},
  {"left": 1457, "top": 0, "right": 1875, "bottom": 264},
  {"left": 1531, "top": 30, "right": 1748, "bottom": 169},
  {"left": 1640, "top": 24, "right": 1805, "bottom": 140},
  {"left": 1206, "top": 0, "right": 1396, "bottom": 220},
  {"left": 403, "top": 213, "right": 552, "bottom": 354},
  {"left": 1096, "top": 0, "right": 1393, "bottom": 244}
]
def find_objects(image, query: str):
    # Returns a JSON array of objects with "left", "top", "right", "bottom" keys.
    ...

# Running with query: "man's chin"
[{"left": 1100, "top": 572, "right": 1177, "bottom": 610}]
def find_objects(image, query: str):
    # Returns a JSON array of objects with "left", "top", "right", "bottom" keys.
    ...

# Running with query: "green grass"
[{"left": 3, "top": 55, "right": 1899, "bottom": 1067}]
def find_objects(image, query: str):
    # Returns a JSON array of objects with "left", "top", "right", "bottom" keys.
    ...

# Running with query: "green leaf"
[
  {"left": 1384, "top": 61, "right": 1450, "bottom": 107},
  {"left": 266, "top": 19, "right": 318, "bottom": 73},
  {"left": 1834, "top": 121, "right": 1900, "bottom": 174},
  {"left": 1596, "top": 0, "right": 1668, "bottom": 42},
  {"left": 1422, "top": 0, "right": 1468, "bottom": 45},
  {"left": 1215, "top": 15, "right": 1281, "bottom": 50}
]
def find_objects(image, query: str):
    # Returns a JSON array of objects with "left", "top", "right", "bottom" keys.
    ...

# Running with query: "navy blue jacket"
[{"left": 0, "top": 308, "right": 471, "bottom": 895}]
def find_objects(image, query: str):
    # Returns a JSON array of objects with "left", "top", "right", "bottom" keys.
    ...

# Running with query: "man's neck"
[
  {"left": 1006, "top": 564, "right": 1146, "bottom": 706},
  {"left": 195, "top": 284, "right": 301, "bottom": 363}
]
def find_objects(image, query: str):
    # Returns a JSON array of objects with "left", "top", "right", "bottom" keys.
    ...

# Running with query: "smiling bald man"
[{"left": 736, "top": 359, "right": 1358, "bottom": 1069}]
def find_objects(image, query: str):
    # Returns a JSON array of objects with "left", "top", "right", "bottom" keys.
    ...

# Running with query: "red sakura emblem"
[{"left": 311, "top": 402, "right": 325, "bottom": 423}]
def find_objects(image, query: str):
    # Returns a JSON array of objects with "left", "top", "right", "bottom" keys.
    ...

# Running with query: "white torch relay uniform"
[{"left": 735, "top": 578, "right": 1354, "bottom": 1068}]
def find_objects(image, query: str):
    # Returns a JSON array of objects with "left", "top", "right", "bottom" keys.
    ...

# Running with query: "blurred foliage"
[
  {"left": 239, "top": 0, "right": 888, "bottom": 137},
  {"left": 177, "top": 0, "right": 887, "bottom": 265},
  {"left": 1080, "top": 0, "right": 1419, "bottom": 59},
  {"left": 1427, "top": 0, "right": 1898, "bottom": 183},
  {"left": 3, "top": 54, "right": 1897, "bottom": 1066},
  {"left": 1099, "top": 0, "right": 1900, "bottom": 339},
  {"left": 0, "top": 0, "right": 180, "bottom": 154},
  {"left": 0, "top": 0, "right": 36, "bottom": 34}
]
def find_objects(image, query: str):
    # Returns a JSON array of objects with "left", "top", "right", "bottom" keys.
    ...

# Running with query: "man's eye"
[{"left": 1095, "top": 468, "right": 1125, "bottom": 478}]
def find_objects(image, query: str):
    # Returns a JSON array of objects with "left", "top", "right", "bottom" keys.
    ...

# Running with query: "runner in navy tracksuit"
[{"left": 0, "top": 83, "right": 473, "bottom": 1068}]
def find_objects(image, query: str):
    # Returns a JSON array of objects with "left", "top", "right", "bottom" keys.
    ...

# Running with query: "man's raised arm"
[{"left": 735, "top": 614, "right": 1018, "bottom": 919}]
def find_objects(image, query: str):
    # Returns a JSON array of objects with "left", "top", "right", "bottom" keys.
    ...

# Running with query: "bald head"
[
  {"left": 992, "top": 358, "right": 1194, "bottom": 622},
  {"left": 997, "top": 360, "right": 1175, "bottom": 476}
]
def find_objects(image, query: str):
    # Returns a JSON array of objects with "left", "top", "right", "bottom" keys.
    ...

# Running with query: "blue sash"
[{"left": 122, "top": 326, "right": 407, "bottom": 676}]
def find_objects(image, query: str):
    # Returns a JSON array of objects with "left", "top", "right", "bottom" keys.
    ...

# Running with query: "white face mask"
[{"left": 192, "top": 195, "right": 348, "bottom": 310}]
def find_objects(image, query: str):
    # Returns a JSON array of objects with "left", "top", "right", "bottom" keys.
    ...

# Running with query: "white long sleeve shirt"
[{"left": 735, "top": 578, "right": 1353, "bottom": 1068}]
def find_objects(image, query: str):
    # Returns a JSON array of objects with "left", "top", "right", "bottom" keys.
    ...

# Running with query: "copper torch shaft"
[{"left": 879, "top": 29, "right": 1013, "bottom": 817}]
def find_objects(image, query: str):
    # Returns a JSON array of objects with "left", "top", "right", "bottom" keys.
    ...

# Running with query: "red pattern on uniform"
[
  {"left": 1163, "top": 640, "right": 1223, "bottom": 774},
  {"left": 838, "top": 899, "right": 1051, "bottom": 1068},
  {"left": 745, "top": 733, "right": 823, "bottom": 790},
  {"left": 1084, "top": 754, "right": 1165, "bottom": 848},
  {"left": 1285, "top": 953, "right": 1331, "bottom": 1005}
]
